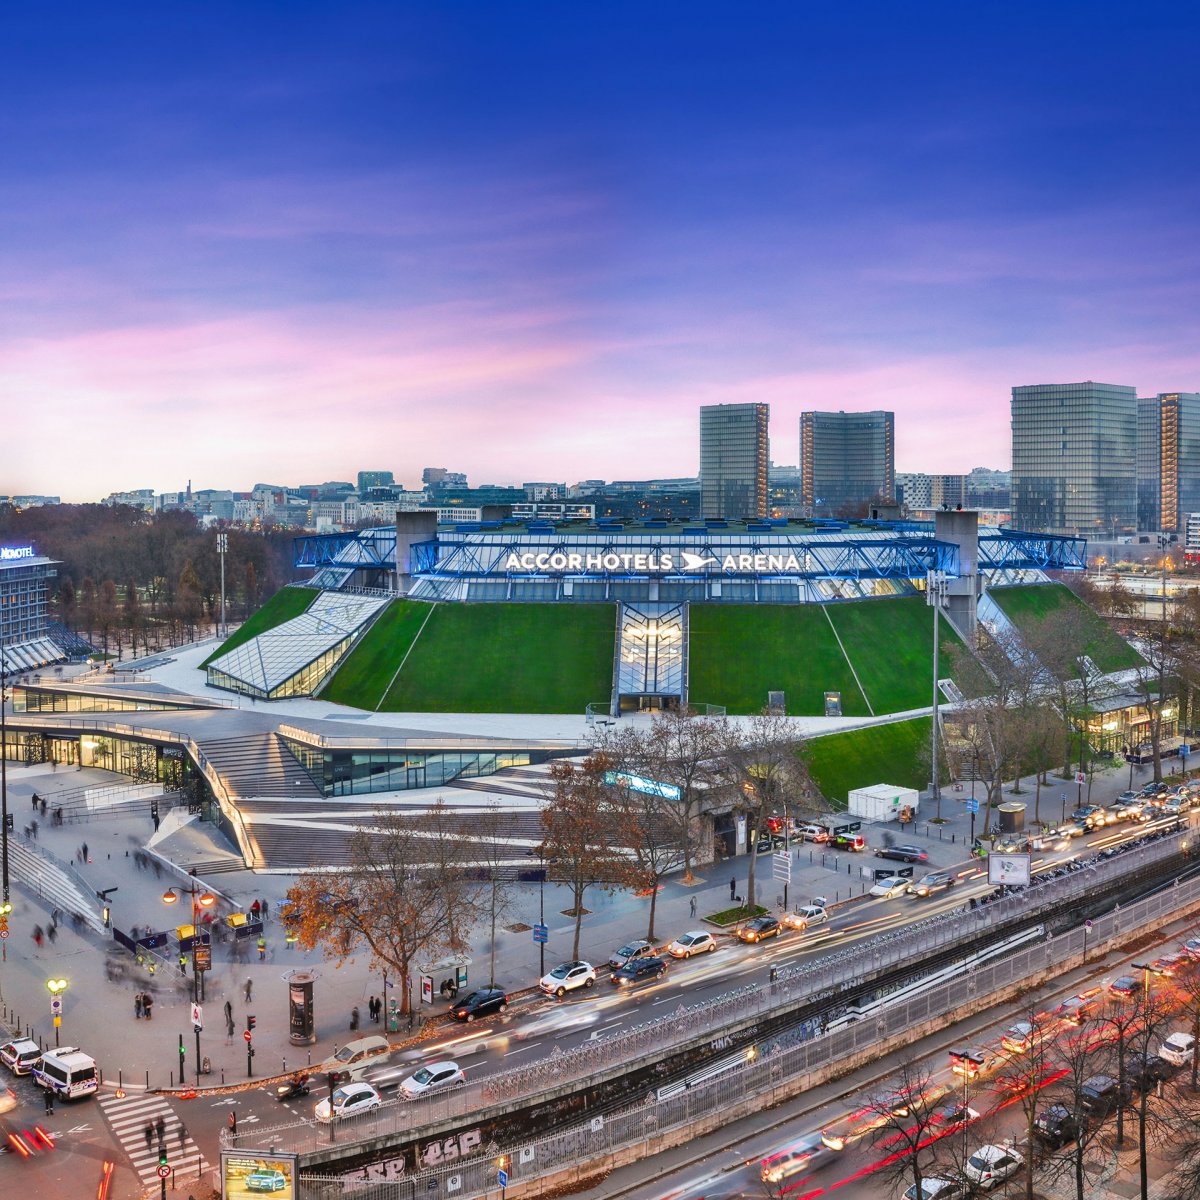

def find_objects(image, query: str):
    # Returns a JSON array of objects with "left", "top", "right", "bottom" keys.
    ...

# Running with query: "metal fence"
[
  {"left": 229, "top": 825, "right": 1192, "bottom": 1159},
  {"left": 303, "top": 867, "right": 1200, "bottom": 1200}
]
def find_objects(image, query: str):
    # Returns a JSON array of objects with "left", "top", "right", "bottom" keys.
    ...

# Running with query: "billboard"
[
  {"left": 987, "top": 853, "right": 1031, "bottom": 888},
  {"left": 222, "top": 1150, "right": 299, "bottom": 1200}
]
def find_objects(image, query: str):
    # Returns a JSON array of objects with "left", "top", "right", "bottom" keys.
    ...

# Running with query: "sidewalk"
[{"left": 0, "top": 753, "right": 1179, "bottom": 1095}]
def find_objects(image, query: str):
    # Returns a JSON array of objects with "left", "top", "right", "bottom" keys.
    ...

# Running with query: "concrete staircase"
[
  {"left": 9, "top": 837, "right": 107, "bottom": 934},
  {"left": 195, "top": 733, "right": 324, "bottom": 800}
]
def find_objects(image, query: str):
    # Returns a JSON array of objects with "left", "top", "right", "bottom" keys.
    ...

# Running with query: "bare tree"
[
  {"left": 993, "top": 1008, "right": 1058, "bottom": 1200},
  {"left": 860, "top": 1056, "right": 950, "bottom": 1200}
]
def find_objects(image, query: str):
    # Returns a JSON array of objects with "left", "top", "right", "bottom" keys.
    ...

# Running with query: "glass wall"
[{"left": 14, "top": 686, "right": 203, "bottom": 714}]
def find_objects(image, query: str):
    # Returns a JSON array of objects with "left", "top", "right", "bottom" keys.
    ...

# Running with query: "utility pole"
[
  {"left": 926, "top": 570, "right": 947, "bottom": 819},
  {"left": 1, "top": 624, "right": 9, "bottom": 903},
  {"left": 216, "top": 533, "right": 228, "bottom": 638}
]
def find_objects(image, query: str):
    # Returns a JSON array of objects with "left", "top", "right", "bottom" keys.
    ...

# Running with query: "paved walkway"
[{"left": 0, "top": 750, "right": 1182, "bottom": 1097}]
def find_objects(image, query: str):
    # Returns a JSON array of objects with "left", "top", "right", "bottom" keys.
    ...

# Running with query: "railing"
[
  {"left": 304, "top": 868, "right": 1200, "bottom": 1199},
  {"left": 9, "top": 837, "right": 108, "bottom": 934},
  {"left": 227, "top": 824, "right": 1193, "bottom": 1158},
  {"left": 276, "top": 724, "right": 584, "bottom": 752}
]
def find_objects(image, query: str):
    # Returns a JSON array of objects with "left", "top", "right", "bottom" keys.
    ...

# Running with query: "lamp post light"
[
  {"left": 46, "top": 977, "right": 68, "bottom": 1047},
  {"left": 1, "top": 627, "right": 10, "bottom": 904},
  {"left": 162, "top": 881, "right": 216, "bottom": 1003},
  {"left": 926, "top": 570, "right": 949, "bottom": 819}
]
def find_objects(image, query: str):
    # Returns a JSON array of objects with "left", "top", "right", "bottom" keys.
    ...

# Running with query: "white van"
[
  {"left": 318, "top": 1036, "right": 392, "bottom": 1083},
  {"left": 31, "top": 1047, "right": 98, "bottom": 1100}
]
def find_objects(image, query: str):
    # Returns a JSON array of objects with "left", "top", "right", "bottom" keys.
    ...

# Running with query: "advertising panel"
[
  {"left": 222, "top": 1150, "right": 298, "bottom": 1199},
  {"left": 987, "top": 853, "right": 1031, "bottom": 888}
]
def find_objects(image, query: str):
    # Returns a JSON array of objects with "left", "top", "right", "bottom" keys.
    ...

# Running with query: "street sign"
[
  {"left": 498, "top": 1169, "right": 509, "bottom": 1188},
  {"left": 191, "top": 1003, "right": 203, "bottom": 1028},
  {"left": 157, "top": 1164, "right": 171, "bottom": 1179},
  {"left": 772, "top": 852, "right": 792, "bottom": 884},
  {"left": 532, "top": 923, "right": 548, "bottom": 944},
  {"left": 243, "top": 1030, "right": 252, "bottom": 1043},
  {"left": 1076, "top": 772, "right": 1086, "bottom": 784},
  {"left": 50, "top": 997, "right": 62, "bottom": 1016},
  {"left": 965, "top": 798, "right": 979, "bottom": 813},
  {"left": 194, "top": 944, "right": 212, "bottom": 971},
  {"left": 0, "top": 930, "right": 8, "bottom": 939}
]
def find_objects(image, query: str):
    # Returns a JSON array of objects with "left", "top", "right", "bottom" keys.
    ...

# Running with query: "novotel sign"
[
  {"left": 502, "top": 550, "right": 807, "bottom": 575},
  {"left": 0, "top": 546, "right": 34, "bottom": 561}
]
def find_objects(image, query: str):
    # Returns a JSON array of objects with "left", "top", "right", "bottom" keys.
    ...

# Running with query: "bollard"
[
  {"left": 146, "top": 1070, "right": 150, "bottom": 1089},
  {"left": 221, "top": 1068, "right": 226, "bottom": 1085},
  {"left": 170, "top": 1069, "right": 174, "bottom": 1088}
]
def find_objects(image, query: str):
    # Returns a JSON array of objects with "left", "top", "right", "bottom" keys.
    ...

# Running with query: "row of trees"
[
  {"left": 0, "top": 503, "right": 294, "bottom": 655},
  {"left": 847, "top": 970, "right": 1200, "bottom": 1200},
  {"left": 282, "top": 709, "right": 813, "bottom": 1012}
]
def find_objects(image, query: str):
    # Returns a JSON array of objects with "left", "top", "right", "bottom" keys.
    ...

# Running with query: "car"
[
  {"left": 1030, "top": 827, "right": 1072, "bottom": 852},
  {"left": 993, "top": 834, "right": 1031, "bottom": 854},
  {"left": 781, "top": 904, "right": 829, "bottom": 930},
  {"left": 875, "top": 845, "right": 929, "bottom": 864},
  {"left": 1000, "top": 1021, "right": 1048, "bottom": 1055},
  {"left": 847, "top": 1082, "right": 951, "bottom": 1136},
  {"left": 964, "top": 1144, "right": 1024, "bottom": 1191},
  {"left": 870, "top": 875, "right": 911, "bottom": 899},
  {"left": 1127, "top": 803, "right": 1154, "bottom": 823},
  {"left": 245, "top": 1168, "right": 289, "bottom": 1193},
  {"left": 950, "top": 1047, "right": 1002, "bottom": 1079},
  {"left": 832, "top": 832, "right": 866, "bottom": 852},
  {"left": 1150, "top": 952, "right": 1189, "bottom": 977},
  {"left": 314, "top": 1081, "right": 382, "bottom": 1122},
  {"left": 1185, "top": 936, "right": 1200, "bottom": 959},
  {"left": 904, "top": 1179, "right": 968, "bottom": 1200},
  {"left": 1033, "top": 1103, "right": 1082, "bottom": 1149},
  {"left": 1079, "top": 1074, "right": 1132, "bottom": 1117},
  {"left": 1128, "top": 1053, "right": 1173, "bottom": 1091},
  {"left": 0, "top": 1086, "right": 16, "bottom": 1116},
  {"left": 667, "top": 930, "right": 716, "bottom": 958},
  {"left": 931, "top": 1102, "right": 980, "bottom": 1128},
  {"left": 736, "top": 915, "right": 782, "bottom": 943},
  {"left": 1162, "top": 798, "right": 1186, "bottom": 816},
  {"left": 0, "top": 1038, "right": 42, "bottom": 1076},
  {"left": 1108, "top": 974, "right": 1144, "bottom": 999},
  {"left": 760, "top": 1133, "right": 829, "bottom": 1183},
  {"left": 399, "top": 1060, "right": 465, "bottom": 1098},
  {"left": 611, "top": 956, "right": 667, "bottom": 987},
  {"left": 539, "top": 961, "right": 596, "bottom": 997},
  {"left": 450, "top": 987, "right": 509, "bottom": 1022},
  {"left": 608, "top": 939, "right": 655, "bottom": 970},
  {"left": 1159, "top": 1031, "right": 1197, "bottom": 1067},
  {"left": 909, "top": 872, "right": 956, "bottom": 897},
  {"left": 797, "top": 824, "right": 830, "bottom": 843},
  {"left": 318, "top": 1035, "right": 392, "bottom": 1083},
  {"left": 1053, "top": 992, "right": 1101, "bottom": 1026},
  {"left": 1071, "top": 805, "right": 1104, "bottom": 828}
]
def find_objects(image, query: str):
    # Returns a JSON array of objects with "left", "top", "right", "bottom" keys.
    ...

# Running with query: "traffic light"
[
  {"left": 246, "top": 1015, "right": 256, "bottom": 1032},
  {"left": 158, "top": 1145, "right": 169, "bottom": 1169}
]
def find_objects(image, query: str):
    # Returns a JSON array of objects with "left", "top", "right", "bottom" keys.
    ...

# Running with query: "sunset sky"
[{"left": 3, "top": 2, "right": 1198, "bottom": 500}]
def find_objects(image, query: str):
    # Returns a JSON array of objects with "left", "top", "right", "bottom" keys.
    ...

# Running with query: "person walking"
[
  {"left": 257, "top": 936, "right": 266, "bottom": 961},
  {"left": 143, "top": 993, "right": 154, "bottom": 1020},
  {"left": 135, "top": 993, "right": 144, "bottom": 1020},
  {"left": 155, "top": 1115, "right": 166, "bottom": 1146},
  {"left": 143, "top": 1122, "right": 154, "bottom": 1151},
  {"left": 729, "top": 876, "right": 736, "bottom": 902},
  {"left": 224, "top": 998, "right": 233, "bottom": 1025},
  {"left": 350, "top": 1006, "right": 360, "bottom": 1032},
  {"left": 81, "top": 841, "right": 89, "bottom": 863},
  {"left": 244, "top": 978, "right": 253, "bottom": 1003},
  {"left": 689, "top": 895, "right": 697, "bottom": 918},
  {"left": 178, "top": 1122, "right": 188, "bottom": 1149}
]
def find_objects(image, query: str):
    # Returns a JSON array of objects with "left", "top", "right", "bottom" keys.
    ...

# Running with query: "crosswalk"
[{"left": 96, "top": 1089, "right": 209, "bottom": 1188}]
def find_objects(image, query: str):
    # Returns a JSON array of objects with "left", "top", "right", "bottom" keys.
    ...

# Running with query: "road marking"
[{"left": 96, "top": 1092, "right": 210, "bottom": 1188}]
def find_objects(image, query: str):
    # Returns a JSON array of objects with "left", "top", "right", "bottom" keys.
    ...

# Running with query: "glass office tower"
[
  {"left": 699, "top": 403, "right": 769, "bottom": 519},
  {"left": 1011, "top": 382, "right": 1137, "bottom": 536},
  {"left": 799, "top": 410, "right": 895, "bottom": 515},
  {"left": 1137, "top": 393, "right": 1200, "bottom": 534}
]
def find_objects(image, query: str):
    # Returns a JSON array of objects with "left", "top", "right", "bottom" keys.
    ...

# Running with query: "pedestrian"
[
  {"left": 350, "top": 1006, "right": 360, "bottom": 1032},
  {"left": 135, "top": 994, "right": 144, "bottom": 1019},
  {"left": 143, "top": 1122, "right": 153, "bottom": 1150},
  {"left": 29, "top": 820, "right": 37, "bottom": 840},
  {"left": 257, "top": 937, "right": 266, "bottom": 961},
  {"left": 31, "top": 794, "right": 37, "bottom": 811},
  {"left": 40, "top": 797, "right": 46, "bottom": 816},
  {"left": 32, "top": 925, "right": 43, "bottom": 950},
  {"left": 178, "top": 1122, "right": 187, "bottom": 1148},
  {"left": 155, "top": 1115, "right": 166, "bottom": 1145},
  {"left": 224, "top": 998, "right": 233, "bottom": 1024},
  {"left": 44, "top": 1089, "right": 54, "bottom": 1116},
  {"left": 261, "top": 898, "right": 269, "bottom": 921},
  {"left": 226, "top": 1016, "right": 235, "bottom": 1041},
  {"left": 46, "top": 923, "right": 56, "bottom": 944},
  {"left": 81, "top": 841, "right": 88, "bottom": 862},
  {"left": 729, "top": 876, "right": 736, "bottom": 901},
  {"left": 143, "top": 993, "right": 154, "bottom": 1020},
  {"left": 250, "top": 899, "right": 260, "bottom": 920},
  {"left": 689, "top": 895, "right": 697, "bottom": 918},
  {"left": 244, "top": 978, "right": 253, "bottom": 1002}
]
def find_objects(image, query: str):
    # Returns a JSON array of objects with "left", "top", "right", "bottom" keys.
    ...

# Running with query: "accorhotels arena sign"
[{"left": 502, "top": 550, "right": 807, "bottom": 575}]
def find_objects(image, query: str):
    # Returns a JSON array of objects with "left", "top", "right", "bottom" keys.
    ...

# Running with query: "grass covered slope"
[
  {"left": 318, "top": 599, "right": 433, "bottom": 708},
  {"left": 989, "top": 583, "right": 1142, "bottom": 673},
  {"left": 827, "top": 596, "right": 963, "bottom": 714},
  {"left": 380, "top": 603, "right": 615, "bottom": 713},
  {"left": 200, "top": 586, "right": 314, "bottom": 667},
  {"left": 805, "top": 716, "right": 935, "bottom": 807},
  {"left": 687, "top": 604, "right": 870, "bottom": 716}
]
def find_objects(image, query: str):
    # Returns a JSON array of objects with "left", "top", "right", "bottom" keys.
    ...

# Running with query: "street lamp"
[
  {"left": 46, "top": 977, "right": 67, "bottom": 1047},
  {"left": 162, "top": 881, "right": 216, "bottom": 1003},
  {"left": 926, "top": 570, "right": 949, "bottom": 818}
]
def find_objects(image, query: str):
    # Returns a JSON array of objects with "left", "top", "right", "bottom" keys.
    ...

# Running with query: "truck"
[{"left": 847, "top": 783, "right": 920, "bottom": 825}]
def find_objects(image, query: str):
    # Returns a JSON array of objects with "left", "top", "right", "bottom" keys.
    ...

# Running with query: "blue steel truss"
[
  {"left": 294, "top": 529, "right": 396, "bottom": 570},
  {"left": 979, "top": 529, "right": 1087, "bottom": 572}
]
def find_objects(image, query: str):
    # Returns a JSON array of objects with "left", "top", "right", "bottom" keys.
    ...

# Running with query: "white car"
[
  {"left": 964, "top": 1144, "right": 1024, "bottom": 1191},
  {"left": 399, "top": 1061, "right": 465, "bottom": 1099},
  {"left": 904, "top": 1179, "right": 967, "bottom": 1200},
  {"left": 1000, "top": 1021, "right": 1046, "bottom": 1054},
  {"left": 781, "top": 905, "right": 829, "bottom": 930},
  {"left": 869, "top": 876, "right": 910, "bottom": 899},
  {"left": 314, "top": 1081, "right": 381, "bottom": 1122},
  {"left": 539, "top": 960, "right": 596, "bottom": 997},
  {"left": 0, "top": 1038, "right": 41, "bottom": 1075},
  {"left": 667, "top": 931, "right": 717, "bottom": 958},
  {"left": 1159, "top": 1031, "right": 1197, "bottom": 1067}
]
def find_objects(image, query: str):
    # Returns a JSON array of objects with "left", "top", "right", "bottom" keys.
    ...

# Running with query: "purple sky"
[{"left": 3, "top": 2, "right": 1198, "bottom": 500}]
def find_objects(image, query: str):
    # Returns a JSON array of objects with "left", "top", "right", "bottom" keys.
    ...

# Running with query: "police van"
[{"left": 31, "top": 1047, "right": 98, "bottom": 1100}]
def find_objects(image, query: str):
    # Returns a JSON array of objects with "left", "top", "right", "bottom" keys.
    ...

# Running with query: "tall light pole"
[
  {"left": 162, "top": 880, "right": 216, "bottom": 1003},
  {"left": 926, "top": 570, "right": 948, "bottom": 819},
  {"left": 46, "top": 977, "right": 68, "bottom": 1047},
  {"left": 1, "top": 626, "right": 9, "bottom": 903},
  {"left": 216, "top": 533, "right": 228, "bottom": 639}
]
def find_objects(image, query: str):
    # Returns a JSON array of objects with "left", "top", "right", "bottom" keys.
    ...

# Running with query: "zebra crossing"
[{"left": 96, "top": 1089, "right": 209, "bottom": 1187}]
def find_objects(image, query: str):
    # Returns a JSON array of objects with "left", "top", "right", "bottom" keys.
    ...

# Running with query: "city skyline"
[{"left": 3, "top": 2, "right": 1199, "bottom": 501}]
